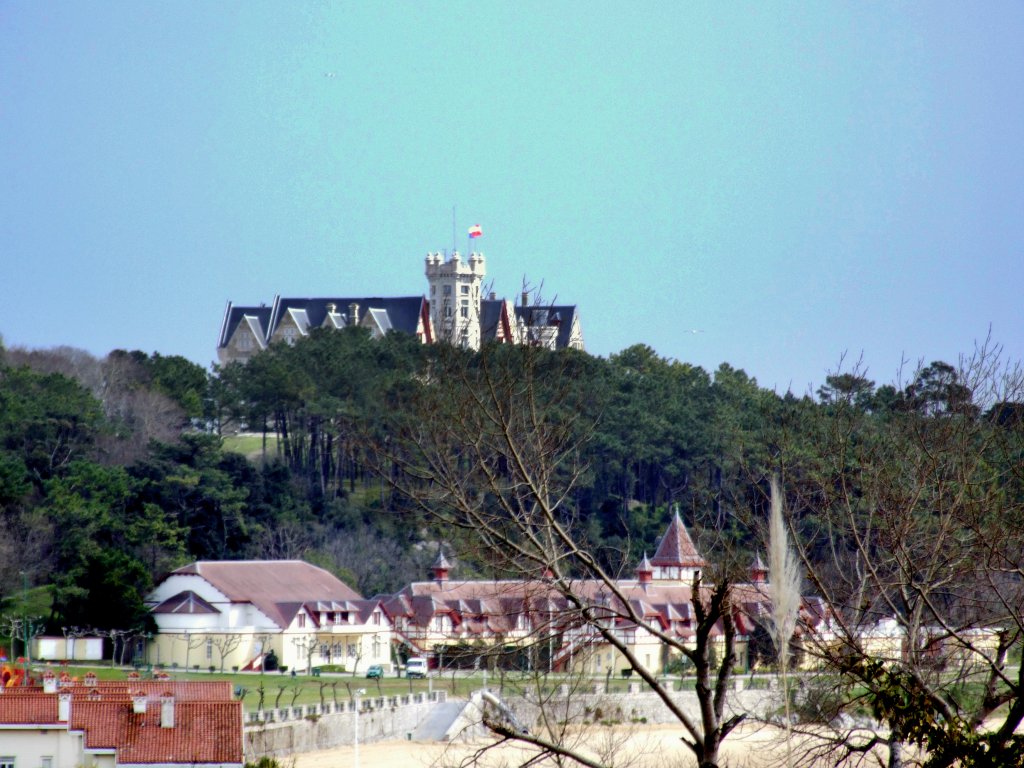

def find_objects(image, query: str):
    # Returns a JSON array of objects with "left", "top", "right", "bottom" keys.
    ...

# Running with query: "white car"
[{"left": 404, "top": 657, "right": 428, "bottom": 678}]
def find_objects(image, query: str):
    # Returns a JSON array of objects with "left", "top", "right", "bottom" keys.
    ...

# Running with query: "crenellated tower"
[{"left": 425, "top": 251, "right": 486, "bottom": 349}]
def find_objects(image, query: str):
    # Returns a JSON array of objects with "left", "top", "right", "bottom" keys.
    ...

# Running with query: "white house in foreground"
[{"left": 145, "top": 560, "right": 392, "bottom": 674}]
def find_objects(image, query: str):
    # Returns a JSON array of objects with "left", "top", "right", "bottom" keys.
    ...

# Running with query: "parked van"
[{"left": 404, "top": 657, "right": 428, "bottom": 678}]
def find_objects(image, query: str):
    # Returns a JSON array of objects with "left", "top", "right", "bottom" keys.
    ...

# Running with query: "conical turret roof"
[{"left": 650, "top": 509, "right": 706, "bottom": 568}]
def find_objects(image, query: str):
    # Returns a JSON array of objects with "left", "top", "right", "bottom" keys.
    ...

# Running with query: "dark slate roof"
[
  {"left": 219, "top": 303, "right": 272, "bottom": 347},
  {"left": 268, "top": 296, "right": 425, "bottom": 338},
  {"left": 480, "top": 299, "right": 508, "bottom": 343},
  {"left": 514, "top": 304, "right": 579, "bottom": 349},
  {"left": 219, "top": 296, "right": 426, "bottom": 351}
]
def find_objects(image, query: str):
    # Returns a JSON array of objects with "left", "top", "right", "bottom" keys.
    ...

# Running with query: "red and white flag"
[{"left": 468, "top": 224, "right": 483, "bottom": 238}]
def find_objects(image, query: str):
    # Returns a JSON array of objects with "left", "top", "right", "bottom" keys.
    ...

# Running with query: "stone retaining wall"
[
  {"left": 244, "top": 691, "right": 447, "bottom": 758},
  {"left": 450, "top": 683, "right": 779, "bottom": 742}
]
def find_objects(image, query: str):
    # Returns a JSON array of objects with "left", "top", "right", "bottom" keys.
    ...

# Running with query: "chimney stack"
[
  {"left": 133, "top": 693, "right": 148, "bottom": 714},
  {"left": 348, "top": 302, "right": 360, "bottom": 325},
  {"left": 58, "top": 693, "right": 71, "bottom": 722},
  {"left": 160, "top": 694, "right": 175, "bottom": 728}
]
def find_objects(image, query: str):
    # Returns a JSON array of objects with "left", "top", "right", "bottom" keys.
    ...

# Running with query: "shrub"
[{"left": 245, "top": 758, "right": 283, "bottom": 768}]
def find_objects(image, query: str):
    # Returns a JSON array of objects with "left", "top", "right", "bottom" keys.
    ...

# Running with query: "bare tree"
[
  {"left": 376, "top": 344, "right": 749, "bottom": 768},
  {"left": 776, "top": 345, "right": 1024, "bottom": 767},
  {"left": 291, "top": 634, "right": 321, "bottom": 675},
  {"left": 177, "top": 631, "right": 206, "bottom": 671},
  {"left": 211, "top": 633, "right": 244, "bottom": 672}
]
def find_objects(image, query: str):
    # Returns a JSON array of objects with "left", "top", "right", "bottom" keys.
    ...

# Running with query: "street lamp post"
[
  {"left": 354, "top": 688, "right": 366, "bottom": 768},
  {"left": 20, "top": 571, "right": 28, "bottom": 686}
]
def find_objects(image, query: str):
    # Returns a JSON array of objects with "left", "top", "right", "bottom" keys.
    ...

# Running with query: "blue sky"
[{"left": 2, "top": 2, "right": 1022, "bottom": 395}]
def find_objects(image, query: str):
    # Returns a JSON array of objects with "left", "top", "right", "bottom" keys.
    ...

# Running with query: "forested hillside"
[{"left": 1, "top": 329, "right": 1020, "bottom": 640}]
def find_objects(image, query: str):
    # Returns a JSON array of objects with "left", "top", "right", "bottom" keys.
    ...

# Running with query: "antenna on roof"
[{"left": 452, "top": 205, "right": 457, "bottom": 254}]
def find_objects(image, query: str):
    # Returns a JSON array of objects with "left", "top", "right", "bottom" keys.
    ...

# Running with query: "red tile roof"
[
  {"left": 0, "top": 694, "right": 59, "bottom": 724},
  {"left": 0, "top": 680, "right": 242, "bottom": 766},
  {"left": 650, "top": 510, "right": 706, "bottom": 568},
  {"left": 74, "top": 699, "right": 243, "bottom": 764}
]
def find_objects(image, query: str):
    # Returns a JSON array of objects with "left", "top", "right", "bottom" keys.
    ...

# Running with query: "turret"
[
  {"left": 431, "top": 551, "right": 452, "bottom": 584},
  {"left": 749, "top": 553, "right": 768, "bottom": 584},
  {"left": 636, "top": 553, "right": 654, "bottom": 586},
  {"left": 425, "top": 251, "right": 486, "bottom": 349}
]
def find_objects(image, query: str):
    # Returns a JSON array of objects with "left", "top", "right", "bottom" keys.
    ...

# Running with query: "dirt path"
[{"left": 292, "top": 723, "right": 792, "bottom": 768}]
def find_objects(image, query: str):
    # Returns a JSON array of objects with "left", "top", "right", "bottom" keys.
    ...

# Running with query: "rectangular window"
[
  {"left": 206, "top": 639, "right": 213, "bottom": 660},
  {"left": 1, "top": 757, "right": 15, "bottom": 768},
  {"left": 443, "top": 285, "right": 451, "bottom": 296},
  {"left": 460, "top": 285, "right": 469, "bottom": 294},
  {"left": 41, "top": 758, "right": 53, "bottom": 768},
  {"left": 297, "top": 613, "right": 306, "bottom": 628}
]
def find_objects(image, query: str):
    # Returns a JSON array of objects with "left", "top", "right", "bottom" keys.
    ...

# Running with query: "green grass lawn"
[{"left": 221, "top": 433, "right": 279, "bottom": 461}]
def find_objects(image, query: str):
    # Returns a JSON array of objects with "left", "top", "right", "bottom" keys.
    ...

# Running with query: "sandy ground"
[{"left": 292, "top": 723, "right": 799, "bottom": 768}]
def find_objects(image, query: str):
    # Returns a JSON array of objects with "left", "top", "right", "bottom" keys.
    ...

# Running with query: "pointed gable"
[
  {"left": 151, "top": 590, "right": 221, "bottom": 615},
  {"left": 650, "top": 509, "right": 705, "bottom": 568}
]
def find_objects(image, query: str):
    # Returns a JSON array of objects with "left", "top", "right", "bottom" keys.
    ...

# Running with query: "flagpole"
[{"left": 452, "top": 206, "right": 456, "bottom": 254}]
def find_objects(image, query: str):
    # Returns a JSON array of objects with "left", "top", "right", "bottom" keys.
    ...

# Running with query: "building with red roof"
[
  {"left": 0, "top": 677, "right": 242, "bottom": 768},
  {"left": 383, "top": 512, "right": 837, "bottom": 677}
]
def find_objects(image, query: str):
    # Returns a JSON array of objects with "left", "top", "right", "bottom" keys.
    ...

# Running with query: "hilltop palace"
[{"left": 217, "top": 251, "right": 584, "bottom": 365}]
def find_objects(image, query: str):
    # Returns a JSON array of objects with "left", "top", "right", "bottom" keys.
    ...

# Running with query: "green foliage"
[{"left": 845, "top": 657, "right": 1024, "bottom": 767}]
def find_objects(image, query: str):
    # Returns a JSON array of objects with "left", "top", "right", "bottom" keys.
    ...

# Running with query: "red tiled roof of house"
[
  {"left": 650, "top": 510, "right": 706, "bottom": 568},
  {"left": 0, "top": 680, "right": 234, "bottom": 702},
  {"left": 0, "top": 694, "right": 59, "bottom": 724},
  {"left": 129, "top": 680, "right": 235, "bottom": 701},
  {"left": 73, "top": 699, "right": 243, "bottom": 764}
]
